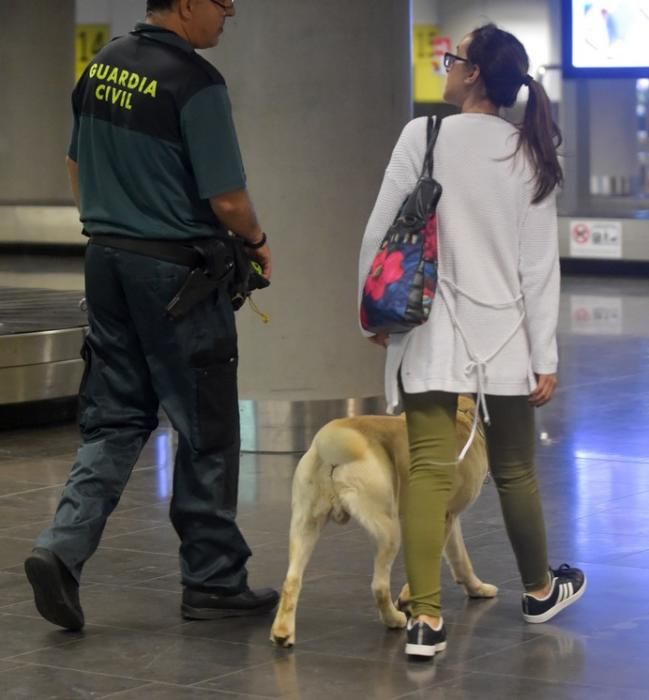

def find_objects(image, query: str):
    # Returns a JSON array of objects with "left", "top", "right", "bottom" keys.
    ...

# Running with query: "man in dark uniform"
[{"left": 24, "top": 0, "right": 278, "bottom": 630}]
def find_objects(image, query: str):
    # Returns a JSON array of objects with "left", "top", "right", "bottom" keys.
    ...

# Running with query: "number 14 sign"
[{"left": 75, "top": 24, "right": 110, "bottom": 82}]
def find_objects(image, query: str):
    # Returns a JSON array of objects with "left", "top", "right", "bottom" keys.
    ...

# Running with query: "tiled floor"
[{"left": 0, "top": 269, "right": 648, "bottom": 698}]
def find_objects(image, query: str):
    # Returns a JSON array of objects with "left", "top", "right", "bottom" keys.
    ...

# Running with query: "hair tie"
[{"left": 522, "top": 74, "right": 532, "bottom": 87}]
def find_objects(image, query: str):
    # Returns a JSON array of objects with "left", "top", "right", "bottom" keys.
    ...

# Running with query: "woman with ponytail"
[{"left": 358, "top": 24, "right": 585, "bottom": 660}]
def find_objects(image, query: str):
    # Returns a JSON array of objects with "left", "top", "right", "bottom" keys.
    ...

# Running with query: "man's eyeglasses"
[
  {"left": 210, "top": 0, "right": 235, "bottom": 10},
  {"left": 443, "top": 52, "right": 469, "bottom": 71}
]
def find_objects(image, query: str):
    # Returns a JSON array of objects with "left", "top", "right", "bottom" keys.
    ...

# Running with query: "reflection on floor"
[{"left": 0, "top": 273, "right": 648, "bottom": 699}]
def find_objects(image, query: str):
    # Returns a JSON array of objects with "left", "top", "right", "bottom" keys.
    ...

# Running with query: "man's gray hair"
[{"left": 146, "top": 0, "right": 177, "bottom": 13}]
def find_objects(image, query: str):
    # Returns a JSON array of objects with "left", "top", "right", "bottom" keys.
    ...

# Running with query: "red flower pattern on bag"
[
  {"left": 365, "top": 249, "right": 405, "bottom": 300},
  {"left": 423, "top": 215, "right": 438, "bottom": 261}
]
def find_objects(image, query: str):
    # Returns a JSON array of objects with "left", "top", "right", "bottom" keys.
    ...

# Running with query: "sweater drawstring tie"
[{"left": 439, "top": 278, "right": 526, "bottom": 462}]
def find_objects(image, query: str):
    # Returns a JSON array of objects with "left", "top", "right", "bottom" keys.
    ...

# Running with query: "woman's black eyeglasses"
[
  {"left": 210, "top": 0, "right": 235, "bottom": 10},
  {"left": 443, "top": 52, "right": 469, "bottom": 71}
]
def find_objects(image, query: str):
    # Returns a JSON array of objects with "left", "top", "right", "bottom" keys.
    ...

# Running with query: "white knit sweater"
[{"left": 358, "top": 113, "right": 560, "bottom": 414}]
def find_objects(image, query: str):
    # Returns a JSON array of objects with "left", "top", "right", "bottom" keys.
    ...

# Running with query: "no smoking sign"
[
  {"left": 572, "top": 223, "right": 590, "bottom": 244},
  {"left": 569, "top": 220, "right": 622, "bottom": 259}
]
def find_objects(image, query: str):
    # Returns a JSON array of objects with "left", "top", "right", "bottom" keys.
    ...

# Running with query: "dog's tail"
[
  {"left": 310, "top": 420, "right": 372, "bottom": 524},
  {"left": 291, "top": 421, "right": 368, "bottom": 525},
  {"left": 313, "top": 420, "right": 369, "bottom": 468},
  {"left": 291, "top": 440, "right": 347, "bottom": 524}
]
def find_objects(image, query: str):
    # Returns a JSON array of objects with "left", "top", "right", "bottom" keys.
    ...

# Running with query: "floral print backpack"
[{"left": 361, "top": 115, "right": 443, "bottom": 335}]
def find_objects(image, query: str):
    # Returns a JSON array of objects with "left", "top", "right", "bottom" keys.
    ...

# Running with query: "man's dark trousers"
[{"left": 36, "top": 241, "right": 251, "bottom": 593}]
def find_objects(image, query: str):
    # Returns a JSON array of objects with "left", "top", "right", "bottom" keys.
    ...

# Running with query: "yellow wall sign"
[
  {"left": 75, "top": 24, "right": 110, "bottom": 82},
  {"left": 413, "top": 25, "right": 452, "bottom": 103}
]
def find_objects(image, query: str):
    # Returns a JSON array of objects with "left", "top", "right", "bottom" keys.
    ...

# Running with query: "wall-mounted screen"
[{"left": 563, "top": 1, "right": 649, "bottom": 78}]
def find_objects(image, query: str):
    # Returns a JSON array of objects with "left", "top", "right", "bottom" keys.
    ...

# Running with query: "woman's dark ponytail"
[
  {"left": 519, "top": 78, "right": 563, "bottom": 204},
  {"left": 468, "top": 24, "right": 563, "bottom": 204}
]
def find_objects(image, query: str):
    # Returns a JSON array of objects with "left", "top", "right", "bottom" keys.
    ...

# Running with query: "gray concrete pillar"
[
  {"left": 0, "top": 1, "right": 75, "bottom": 203},
  {"left": 202, "top": 1, "right": 412, "bottom": 407}
]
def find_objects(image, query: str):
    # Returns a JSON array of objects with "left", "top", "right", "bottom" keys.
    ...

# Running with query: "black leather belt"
[{"left": 89, "top": 233, "right": 205, "bottom": 268}]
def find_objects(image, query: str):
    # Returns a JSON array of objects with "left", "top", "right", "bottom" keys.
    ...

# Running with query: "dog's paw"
[
  {"left": 271, "top": 633, "right": 295, "bottom": 648},
  {"left": 270, "top": 623, "right": 295, "bottom": 648},
  {"left": 382, "top": 610, "right": 408, "bottom": 629},
  {"left": 466, "top": 581, "right": 498, "bottom": 599}
]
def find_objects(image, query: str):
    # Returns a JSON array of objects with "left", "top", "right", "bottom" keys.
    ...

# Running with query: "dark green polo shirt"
[{"left": 69, "top": 23, "right": 246, "bottom": 240}]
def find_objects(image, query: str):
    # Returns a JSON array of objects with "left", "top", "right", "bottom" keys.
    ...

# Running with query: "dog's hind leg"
[
  {"left": 342, "top": 491, "right": 406, "bottom": 629},
  {"left": 443, "top": 516, "right": 498, "bottom": 599},
  {"left": 368, "top": 515, "right": 407, "bottom": 629},
  {"left": 270, "top": 508, "right": 328, "bottom": 648},
  {"left": 271, "top": 445, "right": 332, "bottom": 648}
]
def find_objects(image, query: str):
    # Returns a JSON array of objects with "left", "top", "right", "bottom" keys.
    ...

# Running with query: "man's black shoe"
[
  {"left": 24, "top": 548, "right": 84, "bottom": 631},
  {"left": 181, "top": 586, "right": 279, "bottom": 620}
]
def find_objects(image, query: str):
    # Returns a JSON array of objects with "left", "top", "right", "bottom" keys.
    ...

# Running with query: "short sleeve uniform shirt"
[{"left": 69, "top": 23, "right": 246, "bottom": 240}]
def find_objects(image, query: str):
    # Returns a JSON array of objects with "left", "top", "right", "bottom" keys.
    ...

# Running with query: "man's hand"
[
  {"left": 368, "top": 333, "right": 389, "bottom": 348},
  {"left": 245, "top": 242, "right": 272, "bottom": 280},
  {"left": 529, "top": 373, "right": 557, "bottom": 407},
  {"left": 209, "top": 189, "right": 271, "bottom": 278}
]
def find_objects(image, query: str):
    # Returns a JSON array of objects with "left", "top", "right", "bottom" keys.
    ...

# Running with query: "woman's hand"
[
  {"left": 368, "top": 333, "right": 390, "bottom": 348},
  {"left": 529, "top": 373, "right": 557, "bottom": 407}
]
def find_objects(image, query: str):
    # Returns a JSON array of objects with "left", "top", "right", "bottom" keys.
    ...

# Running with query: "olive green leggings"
[{"left": 402, "top": 391, "right": 549, "bottom": 618}]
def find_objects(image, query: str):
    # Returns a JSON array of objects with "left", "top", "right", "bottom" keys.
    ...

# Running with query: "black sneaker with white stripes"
[
  {"left": 405, "top": 618, "right": 447, "bottom": 659},
  {"left": 522, "top": 563, "right": 586, "bottom": 624}
]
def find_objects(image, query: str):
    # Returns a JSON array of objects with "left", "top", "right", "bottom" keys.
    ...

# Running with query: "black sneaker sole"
[
  {"left": 24, "top": 554, "right": 84, "bottom": 631},
  {"left": 181, "top": 599, "right": 278, "bottom": 620}
]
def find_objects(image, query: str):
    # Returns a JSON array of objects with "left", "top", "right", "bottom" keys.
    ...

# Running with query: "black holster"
[
  {"left": 89, "top": 233, "right": 236, "bottom": 320},
  {"left": 229, "top": 240, "right": 252, "bottom": 311},
  {"left": 165, "top": 240, "right": 235, "bottom": 320}
]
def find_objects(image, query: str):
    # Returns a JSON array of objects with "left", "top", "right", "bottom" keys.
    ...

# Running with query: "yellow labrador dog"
[{"left": 270, "top": 396, "right": 497, "bottom": 647}]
